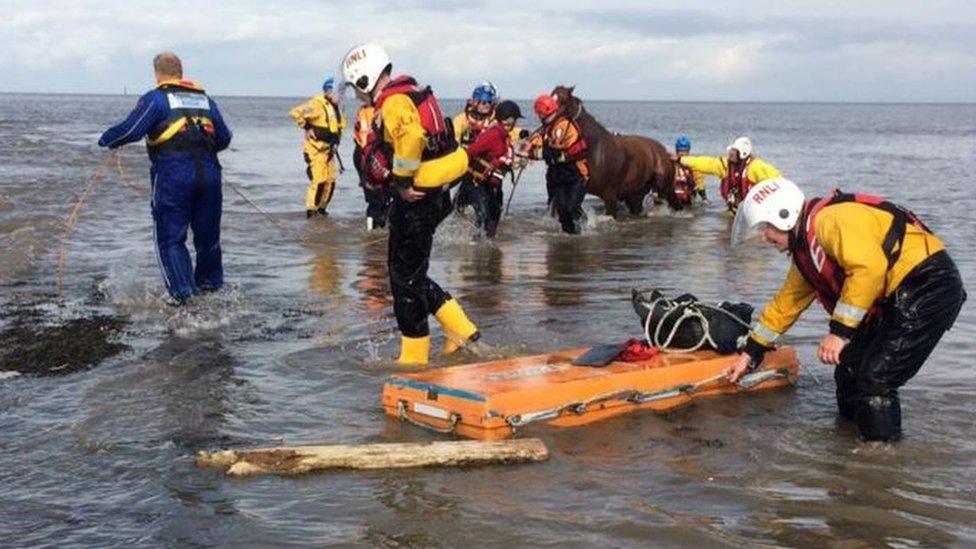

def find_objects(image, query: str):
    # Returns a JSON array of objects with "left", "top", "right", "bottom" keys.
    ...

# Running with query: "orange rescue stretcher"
[{"left": 382, "top": 346, "right": 799, "bottom": 440}]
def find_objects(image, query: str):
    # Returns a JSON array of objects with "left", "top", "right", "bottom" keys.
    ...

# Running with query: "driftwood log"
[{"left": 196, "top": 439, "right": 549, "bottom": 477}]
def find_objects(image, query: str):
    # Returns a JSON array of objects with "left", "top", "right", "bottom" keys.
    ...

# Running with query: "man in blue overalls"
[{"left": 99, "top": 52, "right": 232, "bottom": 304}]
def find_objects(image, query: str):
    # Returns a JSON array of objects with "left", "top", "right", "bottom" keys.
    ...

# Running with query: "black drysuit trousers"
[
  {"left": 454, "top": 174, "right": 504, "bottom": 238},
  {"left": 388, "top": 190, "right": 454, "bottom": 337},
  {"left": 545, "top": 163, "right": 587, "bottom": 234},
  {"left": 835, "top": 250, "right": 965, "bottom": 440}
]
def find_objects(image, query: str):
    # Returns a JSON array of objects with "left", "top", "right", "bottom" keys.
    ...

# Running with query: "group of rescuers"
[
  {"left": 290, "top": 75, "right": 782, "bottom": 234},
  {"left": 98, "top": 47, "right": 964, "bottom": 443}
]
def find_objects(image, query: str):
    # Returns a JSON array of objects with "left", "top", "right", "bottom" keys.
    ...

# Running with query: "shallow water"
[{"left": 1, "top": 94, "right": 974, "bottom": 546}]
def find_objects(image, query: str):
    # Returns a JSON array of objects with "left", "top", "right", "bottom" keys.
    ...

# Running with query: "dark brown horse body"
[{"left": 551, "top": 86, "right": 674, "bottom": 217}]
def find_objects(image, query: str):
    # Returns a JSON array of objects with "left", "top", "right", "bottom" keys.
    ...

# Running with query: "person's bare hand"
[
  {"left": 817, "top": 334, "right": 848, "bottom": 365},
  {"left": 398, "top": 186, "right": 425, "bottom": 202},
  {"left": 725, "top": 353, "right": 753, "bottom": 383}
]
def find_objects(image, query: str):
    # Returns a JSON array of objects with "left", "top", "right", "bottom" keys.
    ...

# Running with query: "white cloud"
[{"left": 0, "top": 0, "right": 974, "bottom": 101}]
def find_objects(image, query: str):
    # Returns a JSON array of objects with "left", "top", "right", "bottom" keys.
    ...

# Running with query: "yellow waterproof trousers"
[{"left": 303, "top": 141, "right": 337, "bottom": 211}]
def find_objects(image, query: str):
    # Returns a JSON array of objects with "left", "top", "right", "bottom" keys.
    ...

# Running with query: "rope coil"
[{"left": 641, "top": 295, "right": 751, "bottom": 353}]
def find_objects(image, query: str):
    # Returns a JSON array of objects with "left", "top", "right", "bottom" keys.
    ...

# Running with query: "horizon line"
[{"left": 1, "top": 90, "right": 974, "bottom": 106}]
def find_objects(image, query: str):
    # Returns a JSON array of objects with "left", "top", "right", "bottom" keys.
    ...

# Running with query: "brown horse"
[{"left": 550, "top": 86, "right": 674, "bottom": 217}]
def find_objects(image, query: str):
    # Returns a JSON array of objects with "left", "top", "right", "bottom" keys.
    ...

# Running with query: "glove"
[
  {"left": 743, "top": 336, "right": 772, "bottom": 366},
  {"left": 390, "top": 174, "right": 414, "bottom": 192},
  {"left": 542, "top": 146, "right": 564, "bottom": 164},
  {"left": 310, "top": 127, "right": 340, "bottom": 145}
]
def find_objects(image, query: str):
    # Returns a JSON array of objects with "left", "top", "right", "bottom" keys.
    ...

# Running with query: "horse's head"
[{"left": 551, "top": 85, "right": 582, "bottom": 118}]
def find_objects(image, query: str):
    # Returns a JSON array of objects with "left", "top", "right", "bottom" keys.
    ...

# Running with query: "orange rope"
[
  {"left": 114, "top": 153, "right": 149, "bottom": 195},
  {"left": 55, "top": 152, "right": 116, "bottom": 298}
]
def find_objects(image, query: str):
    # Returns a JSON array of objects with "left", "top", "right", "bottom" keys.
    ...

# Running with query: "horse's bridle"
[
  {"left": 554, "top": 91, "right": 584, "bottom": 122},
  {"left": 569, "top": 99, "right": 583, "bottom": 121}
]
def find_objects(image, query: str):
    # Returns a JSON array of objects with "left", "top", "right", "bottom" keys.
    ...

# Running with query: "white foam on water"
[
  {"left": 0, "top": 371, "right": 22, "bottom": 381},
  {"left": 165, "top": 285, "right": 255, "bottom": 336},
  {"left": 97, "top": 270, "right": 161, "bottom": 310},
  {"left": 435, "top": 213, "right": 484, "bottom": 245},
  {"left": 582, "top": 205, "right": 616, "bottom": 231},
  {"left": 642, "top": 199, "right": 674, "bottom": 217},
  {"left": 359, "top": 336, "right": 393, "bottom": 367},
  {"left": 668, "top": 208, "right": 695, "bottom": 219}
]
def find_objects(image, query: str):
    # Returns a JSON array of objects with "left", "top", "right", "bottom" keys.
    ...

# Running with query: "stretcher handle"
[{"left": 396, "top": 401, "right": 460, "bottom": 435}]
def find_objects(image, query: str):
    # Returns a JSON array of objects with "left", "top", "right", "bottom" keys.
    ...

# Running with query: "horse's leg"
[
  {"left": 619, "top": 162, "right": 651, "bottom": 216},
  {"left": 624, "top": 191, "right": 645, "bottom": 216},
  {"left": 602, "top": 191, "right": 620, "bottom": 219},
  {"left": 625, "top": 167, "right": 651, "bottom": 215}
]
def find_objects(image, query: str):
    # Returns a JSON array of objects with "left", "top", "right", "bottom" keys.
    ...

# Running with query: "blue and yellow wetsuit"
[{"left": 99, "top": 79, "right": 232, "bottom": 302}]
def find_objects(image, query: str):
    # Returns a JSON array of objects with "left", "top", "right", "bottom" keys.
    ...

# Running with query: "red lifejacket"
[
  {"left": 790, "top": 189, "right": 931, "bottom": 314},
  {"left": 358, "top": 130, "right": 392, "bottom": 191},
  {"left": 720, "top": 157, "right": 752, "bottom": 207},
  {"left": 672, "top": 163, "right": 695, "bottom": 204},
  {"left": 372, "top": 75, "right": 456, "bottom": 161},
  {"left": 465, "top": 124, "right": 512, "bottom": 187}
]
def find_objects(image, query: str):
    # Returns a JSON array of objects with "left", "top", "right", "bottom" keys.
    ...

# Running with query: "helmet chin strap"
[
  {"left": 787, "top": 225, "right": 799, "bottom": 251},
  {"left": 368, "top": 75, "right": 389, "bottom": 105}
]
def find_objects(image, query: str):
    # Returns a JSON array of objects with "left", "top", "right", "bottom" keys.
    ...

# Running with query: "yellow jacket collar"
[{"left": 156, "top": 78, "right": 205, "bottom": 91}]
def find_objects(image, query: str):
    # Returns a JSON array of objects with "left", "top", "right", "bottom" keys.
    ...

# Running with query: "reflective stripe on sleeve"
[
  {"left": 833, "top": 302, "right": 868, "bottom": 325},
  {"left": 750, "top": 322, "right": 781, "bottom": 345},
  {"left": 393, "top": 157, "right": 420, "bottom": 171}
]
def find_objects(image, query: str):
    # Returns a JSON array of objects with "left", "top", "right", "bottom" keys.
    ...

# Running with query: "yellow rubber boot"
[
  {"left": 397, "top": 335, "right": 430, "bottom": 366},
  {"left": 434, "top": 299, "right": 479, "bottom": 355}
]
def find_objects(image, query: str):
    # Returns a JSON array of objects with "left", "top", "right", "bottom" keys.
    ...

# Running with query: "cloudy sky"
[{"left": 2, "top": 0, "right": 974, "bottom": 102}]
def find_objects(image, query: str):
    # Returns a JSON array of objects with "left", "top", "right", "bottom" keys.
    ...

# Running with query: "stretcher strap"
[
  {"left": 506, "top": 368, "right": 794, "bottom": 429},
  {"left": 507, "top": 389, "right": 638, "bottom": 428}
]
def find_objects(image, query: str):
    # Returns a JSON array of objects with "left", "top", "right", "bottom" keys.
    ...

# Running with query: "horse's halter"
[
  {"left": 553, "top": 93, "right": 583, "bottom": 123},
  {"left": 570, "top": 100, "right": 583, "bottom": 121}
]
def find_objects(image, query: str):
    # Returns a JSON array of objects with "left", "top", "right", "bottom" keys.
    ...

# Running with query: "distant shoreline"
[{"left": 0, "top": 91, "right": 973, "bottom": 106}]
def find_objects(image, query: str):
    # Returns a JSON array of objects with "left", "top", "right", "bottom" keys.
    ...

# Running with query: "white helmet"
[
  {"left": 730, "top": 177, "right": 805, "bottom": 246},
  {"left": 341, "top": 43, "right": 391, "bottom": 94},
  {"left": 727, "top": 135, "right": 752, "bottom": 159}
]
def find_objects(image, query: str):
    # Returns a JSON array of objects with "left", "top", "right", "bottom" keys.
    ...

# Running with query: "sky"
[{"left": 2, "top": 0, "right": 975, "bottom": 102}]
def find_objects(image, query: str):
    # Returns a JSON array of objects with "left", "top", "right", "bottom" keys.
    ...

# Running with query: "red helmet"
[{"left": 534, "top": 94, "right": 559, "bottom": 119}]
